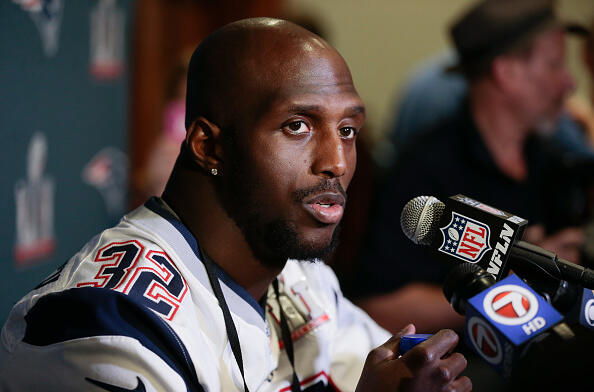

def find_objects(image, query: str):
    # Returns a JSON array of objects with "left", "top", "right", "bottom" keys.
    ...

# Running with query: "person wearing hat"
[
  {"left": 347, "top": 0, "right": 588, "bottom": 335},
  {"left": 386, "top": 46, "right": 594, "bottom": 169}
]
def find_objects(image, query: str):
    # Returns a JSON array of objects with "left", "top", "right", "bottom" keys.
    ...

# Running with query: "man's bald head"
[
  {"left": 169, "top": 17, "right": 364, "bottom": 268},
  {"left": 184, "top": 17, "right": 347, "bottom": 131}
]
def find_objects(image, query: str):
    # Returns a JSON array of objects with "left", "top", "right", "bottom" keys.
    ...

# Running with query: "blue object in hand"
[{"left": 399, "top": 334, "right": 433, "bottom": 355}]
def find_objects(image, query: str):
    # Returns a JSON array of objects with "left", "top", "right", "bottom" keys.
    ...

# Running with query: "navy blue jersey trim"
[
  {"left": 86, "top": 376, "right": 146, "bottom": 392},
  {"left": 145, "top": 197, "right": 265, "bottom": 318},
  {"left": 23, "top": 287, "right": 204, "bottom": 392},
  {"left": 333, "top": 290, "right": 339, "bottom": 309},
  {"left": 34, "top": 261, "right": 67, "bottom": 290},
  {"left": 214, "top": 265, "right": 266, "bottom": 318}
]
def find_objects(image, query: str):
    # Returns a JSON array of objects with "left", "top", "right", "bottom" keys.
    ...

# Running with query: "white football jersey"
[{"left": 0, "top": 198, "right": 389, "bottom": 391}]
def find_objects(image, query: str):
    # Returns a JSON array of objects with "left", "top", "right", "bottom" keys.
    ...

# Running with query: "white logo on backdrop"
[
  {"left": 90, "top": 0, "right": 125, "bottom": 79},
  {"left": 14, "top": 132, "right": 56, "bottom": 265}
]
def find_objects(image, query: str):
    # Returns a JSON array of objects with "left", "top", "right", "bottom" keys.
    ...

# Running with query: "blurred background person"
[
  {"left": 141, "top": 58, "right": 189, "bottom": 199},
  {"left": 345, "top": 0, "right": 592, "bottom": 335},
  {"left": 388, "top": 48, "right": 594, "bottom": 167}
]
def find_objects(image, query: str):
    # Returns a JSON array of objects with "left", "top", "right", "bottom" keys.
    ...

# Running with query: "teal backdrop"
[{"left": 0, "top": 0, "right": 133, "bottom": 323}]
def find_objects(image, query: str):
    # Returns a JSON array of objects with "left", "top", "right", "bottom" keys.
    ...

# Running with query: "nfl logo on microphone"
[{"left": 439, "top": 212, "right": 491, "bottom": 263}]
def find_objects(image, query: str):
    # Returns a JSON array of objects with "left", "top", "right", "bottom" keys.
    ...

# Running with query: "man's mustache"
[{"left": 292, "top": 179, "right": 347, "bottom": 203}]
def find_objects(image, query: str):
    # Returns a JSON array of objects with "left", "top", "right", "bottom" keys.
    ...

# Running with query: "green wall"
[{"left": 0, "top": 0, "right": 133, "bottom": 322}]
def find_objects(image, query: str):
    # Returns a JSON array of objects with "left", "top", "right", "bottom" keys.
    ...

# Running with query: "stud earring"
[{"left": 211, "top": 168, "right": 218, "bottom": 176}]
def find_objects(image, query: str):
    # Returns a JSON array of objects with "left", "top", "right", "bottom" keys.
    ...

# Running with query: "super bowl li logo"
[{"left": 439, "top": 212, "right": 491, "bottom": 263}]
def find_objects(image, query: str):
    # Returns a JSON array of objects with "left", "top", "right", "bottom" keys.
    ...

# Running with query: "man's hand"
[
  {"left": 356, "top": 324, "right": 471, "bottom": 392},
  {"left": 524, "top": 225, "right": 584, "bottom": 263}
]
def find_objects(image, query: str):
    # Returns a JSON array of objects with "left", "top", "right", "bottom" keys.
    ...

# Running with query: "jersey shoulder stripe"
[{"left": 22, "top": 286, "right": 204, "bottom": 392}]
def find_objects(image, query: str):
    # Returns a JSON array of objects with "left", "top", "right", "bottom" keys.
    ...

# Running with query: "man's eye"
[
  {"left": 283, "top": 121, "right": 311, "bottom": 135},
  {"left": 339, "top": 127, "right": 357, "bottom": 140}
]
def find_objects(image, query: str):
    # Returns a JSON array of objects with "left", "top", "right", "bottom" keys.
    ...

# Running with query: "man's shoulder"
[
  {"left": 37, "top": 205, "right": 177, "bottom": 294},
  {"left": 17, "top": 287, "right": 173, "bottom": 346},
  {"left": 391, "top": 118, "right": 465, "bottom": 182},
  {"left": 0, "top": 204, "right": 206, "bottom": 390},
  {"left": 0, "top": 286, "right": 201, "bottom": 391},
  {"left": 2, "top": 202, "right": 199, "bottom": 346},
  {"left": 405, "top": 109, "right": 468, "bottom": 151}
]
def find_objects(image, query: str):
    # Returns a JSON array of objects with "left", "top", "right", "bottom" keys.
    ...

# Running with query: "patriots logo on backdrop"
[
  {"left": 12, "top": 0, "right": 64, "bottom": 57},
  {"left": 82, "top": 147, "right": 128, "bottom": 216},
  {"left": 439, "top": 212, "right": 491, "bottom": 263}
]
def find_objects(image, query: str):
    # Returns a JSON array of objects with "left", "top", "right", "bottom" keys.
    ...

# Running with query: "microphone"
[
  {"left": 401, "top": 194, "right": 594, "bottom": 290},
  {"left": 443, "top": 263, "right": 566, "bottom": 380},
  {"left": 578, "top": 287, "right": 594, "bottom": 330}
]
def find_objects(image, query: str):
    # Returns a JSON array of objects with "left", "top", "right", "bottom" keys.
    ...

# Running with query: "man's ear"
[
  {"left": 185, "top": 116, "right": 223, "bottom": 172},
  {"left": 491, "top": 55, "right": 524, "bottom": 95}
]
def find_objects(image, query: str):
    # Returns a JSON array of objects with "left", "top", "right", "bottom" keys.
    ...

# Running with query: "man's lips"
[{"left": 302, "top": 192, "right": 345, "bottom": 224}]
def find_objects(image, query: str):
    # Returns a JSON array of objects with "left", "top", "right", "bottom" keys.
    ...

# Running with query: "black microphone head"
[
  {"left": 400, "top": 196, "right": 446, "bottom": 246},
  {"left": 443, "top": 262, "right": 495, "bottom": 315}
]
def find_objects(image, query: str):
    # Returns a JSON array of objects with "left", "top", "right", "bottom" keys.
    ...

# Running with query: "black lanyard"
[
  {"left": 272, "top": 279, "right": 301, "bottom": 392},
  {"left": 201, "top": 251, "right": 300, "bottom": 392},
  {"left": 202, "top": 251, "right": 250, "bottom": 392}
]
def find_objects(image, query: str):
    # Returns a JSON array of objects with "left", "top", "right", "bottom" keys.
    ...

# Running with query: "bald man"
[{"left": 0, "top": 19, "right": 471, "bottom": 391}]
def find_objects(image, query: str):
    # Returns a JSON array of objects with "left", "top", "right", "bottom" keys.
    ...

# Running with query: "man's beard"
[
  {"left": 533, "top": 100, "right": 564, "bottom": 137},
  {"left": 214, "top": 137, "right": 344, "bottom": 269}
]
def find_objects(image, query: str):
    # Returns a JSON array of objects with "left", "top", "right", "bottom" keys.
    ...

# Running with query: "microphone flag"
[
  {"left": 579, "top": 288, "right": 594, "bottom": 330},
  {"left": 436, "top": 194, "right": 528, "bottom": 280},
  {"left": 464, "top": 274, "right": 563, "bottom": 378}
]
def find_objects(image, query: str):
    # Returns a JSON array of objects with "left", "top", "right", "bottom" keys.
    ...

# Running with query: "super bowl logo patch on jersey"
[{"left": 439, "top": 212, "right": 491, "bottom": 263}]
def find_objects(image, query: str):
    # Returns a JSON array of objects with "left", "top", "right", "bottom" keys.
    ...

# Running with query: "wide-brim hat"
[{"left": 447, "top": 0, "right": 589, "bottom": 75}]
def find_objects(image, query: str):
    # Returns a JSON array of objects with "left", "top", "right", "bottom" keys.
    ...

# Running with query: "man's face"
[
  {"left": 216, "top": 42, "right": 364, "bottom": 268},
  {"left": 513, "top": 28, "right": 575, "bottom": 133}
]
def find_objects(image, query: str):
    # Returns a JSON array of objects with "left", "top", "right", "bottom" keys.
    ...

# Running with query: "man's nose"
[{"left": 311, "top": 128, "right": 347, "bottom": 179}]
